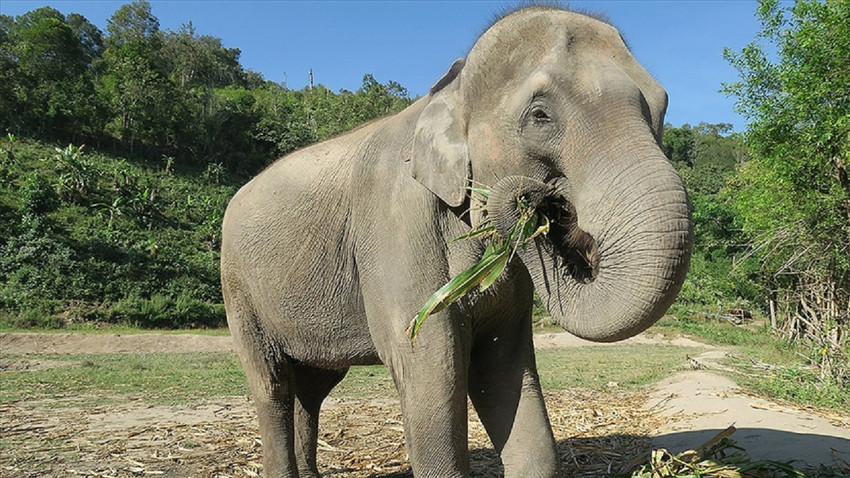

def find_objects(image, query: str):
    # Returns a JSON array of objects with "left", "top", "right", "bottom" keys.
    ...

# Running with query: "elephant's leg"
[
  {"left": 388, "top": 338, "right": 471, "bottom": 478},
  {"left": 241, "top": 354, "right": 298, "bottom": 477},
  {"left": 228, "top": 316, "right": 299, "bottom": 478},
  {"left": 364, "top": 304, "right": 471, "bottom": 477},
  {"left": 468, "top": 328, "right": 561, "bottom": 477},
  {"left": 292, "top": 365, "right": 348, "bottom": 478}
]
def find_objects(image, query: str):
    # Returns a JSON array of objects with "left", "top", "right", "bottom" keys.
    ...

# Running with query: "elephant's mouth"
[
  {"left": 538, "top": 195, "right": 599, "bottom": 284},
  {"left": 486, "top": 175, "right": 600, "bottom": 284}
]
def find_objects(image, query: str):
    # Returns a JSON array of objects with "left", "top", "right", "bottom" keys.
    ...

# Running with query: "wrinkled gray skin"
[{"left": 221, "top": 7, "right": 692, "bottom": 477}]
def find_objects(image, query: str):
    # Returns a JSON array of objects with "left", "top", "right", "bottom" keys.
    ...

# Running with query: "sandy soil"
[
  {"left": 0, "top": 330, "right": 708, "bottom": 355},
  {"left": 648, "top": 360, "right": 850, "bottom": 470},
  {"left": 2, "top": 331, "right": 848, "bottom": 477},
  {"left": 0, "top": 332, "right": 236, "bottom": 355}
]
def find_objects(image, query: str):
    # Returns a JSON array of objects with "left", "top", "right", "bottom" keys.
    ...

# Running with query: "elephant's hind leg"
[
  {"left": 238, "top": 349, "right": 299, "bottom": 477},
  {"left": 293, "top": 365, "right": 348, "bottom": 477},
  {"left": 227, "top": 309, "right": 299, "bottom": 476}
]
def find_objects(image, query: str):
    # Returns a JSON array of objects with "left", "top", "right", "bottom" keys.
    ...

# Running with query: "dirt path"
[
  {"left": 2, "top": 331, "right": 849, "bottom": 477},
  {"left": 648, "top": 360, "right": 850, "bottom": 469},
  {"left": 0, "top": 332, "right": 235, "bottom": 355},
  {"left": 0, "top": 331, "right": 709, "bottom": 355}
]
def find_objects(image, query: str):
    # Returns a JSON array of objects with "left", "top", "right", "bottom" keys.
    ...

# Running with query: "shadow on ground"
[
  {"left": 355, "top": 429, "right": 850, "bottom": 477},
  {"left": 654, "top": 428, "right": 850, "bottom": 471}
]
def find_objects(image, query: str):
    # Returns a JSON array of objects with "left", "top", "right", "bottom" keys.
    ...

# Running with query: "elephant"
[{"left": 220, "top": 6, "right": 692, "bottom": 478}]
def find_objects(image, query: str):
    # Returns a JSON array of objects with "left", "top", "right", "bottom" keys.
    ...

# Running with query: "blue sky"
[{"left": 1, "top": 1, "right": 768, "bottom": 131}]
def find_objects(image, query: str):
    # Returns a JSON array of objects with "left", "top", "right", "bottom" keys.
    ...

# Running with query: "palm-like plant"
[{"left": 53, "top": 144, "right": 99, "bottom": 203}]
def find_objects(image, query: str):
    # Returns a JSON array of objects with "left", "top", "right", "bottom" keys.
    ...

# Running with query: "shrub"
[{"left": 20, "top": 172, "right": 59, "bottom": 215}]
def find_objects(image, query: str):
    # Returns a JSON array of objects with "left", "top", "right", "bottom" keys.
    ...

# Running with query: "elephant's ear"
[{"left": 411, "top": 59, "right": 469, "bottom": 208}]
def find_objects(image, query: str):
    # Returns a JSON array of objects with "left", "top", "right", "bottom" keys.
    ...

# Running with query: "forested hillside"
[
  {"left": 1, "top": 0, "right": 846, "bottom": 384},
  {"left": 0, "top": 1, "right": 412, "bottom": 328}
]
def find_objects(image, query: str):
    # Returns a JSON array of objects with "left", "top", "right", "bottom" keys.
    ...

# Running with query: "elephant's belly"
[{"left": 257, "top": 287, "right": 382, "bottom": 369}]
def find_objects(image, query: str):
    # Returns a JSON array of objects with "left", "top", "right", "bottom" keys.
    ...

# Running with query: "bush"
[
  {"left": 0, "top": 138, "right": 233, "bottom": 330},
  {"left": 20, "top": 172, "right": 59, "bottom": 215},
  {"left": 107, "top": 293, "right": 225, "bottom": 328}
]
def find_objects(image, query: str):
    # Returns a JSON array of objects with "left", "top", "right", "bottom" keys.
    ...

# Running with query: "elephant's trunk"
[{"left": 487, "top": 150, "right": 692, "bottom": 342}]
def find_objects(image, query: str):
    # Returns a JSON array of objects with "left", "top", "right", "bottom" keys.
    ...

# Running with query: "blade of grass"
[
  {"left": 464, "top": 186, "right": 491, "bottom": 198},
  {"left": 479, "top": 251, "right": 509, "bottom": 291}
]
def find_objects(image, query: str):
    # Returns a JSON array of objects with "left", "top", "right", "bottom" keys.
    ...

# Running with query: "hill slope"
[{"left": 0, "top": 136, "right": 237, "bottom": 328}]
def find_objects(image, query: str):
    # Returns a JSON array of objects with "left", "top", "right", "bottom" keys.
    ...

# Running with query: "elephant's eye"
[{"left": 530, "top": 106, "right": 551, "bottom": 122}]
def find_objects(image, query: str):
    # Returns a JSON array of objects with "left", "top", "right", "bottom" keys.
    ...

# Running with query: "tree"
[
  {"left": 251, "top": 83, "right": 315, "bottom": 162},
  {"left": 0, "top": 14, "right": 21, "bottom": 132},
  {"left": 663, "top": 124, "right": 758, "bottom": 311},
  {"left": 105, "top": 0, "right": 160, "bottom": 50},
  {"left": 66, "top": 13, "right": 104, "bottom": 65},
  {"left": 162, "top": 22, "right": 244, "bottom": 90},
  {"left": 100, "top": 1, "right": 176, "bottom": 152},
  {"left": 663, "top": 123, "right": 696, "bottom": 168},
  {"left": 723, "top": 0, "right": 849, "bottom": 383},
  {"left": 2, "top": 8, "right": 103, "bottom": 139}
]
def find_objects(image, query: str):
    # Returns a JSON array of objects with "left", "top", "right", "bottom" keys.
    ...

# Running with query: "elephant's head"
[{"left": 410, "top": 7, "right": 692, "bottom": 342}]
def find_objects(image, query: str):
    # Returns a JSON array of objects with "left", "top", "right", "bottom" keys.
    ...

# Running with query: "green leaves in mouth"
[{"left": 406, "top": 189, "right": 550, "bottom": 344}]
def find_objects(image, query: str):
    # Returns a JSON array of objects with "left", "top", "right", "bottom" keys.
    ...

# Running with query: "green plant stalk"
[
  {"left": 408, "top": 196, "right": 550, "bottom": 344},
  {"left": 406, "top": 246, "right": 510, "bottom": 342}
]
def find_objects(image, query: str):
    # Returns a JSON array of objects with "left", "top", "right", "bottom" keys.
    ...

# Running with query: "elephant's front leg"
[
  {"left": 355, "top": 181, "right": 478, "bottom": 475},
  {"left": 378, "top": 309, "right": 472, "bottom": 478},
  {"left": 468, "top": 322, "right": 562, "bottom": 477}
]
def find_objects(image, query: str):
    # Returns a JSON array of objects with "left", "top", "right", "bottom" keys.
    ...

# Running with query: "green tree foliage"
[
  {"left": 100, "top": 1, "right": 178, "bottom": 152},
  {"left": 66, "top": 12, "right": 104, "bottom": 64},
  {"left": 0, "top": 7, "right": 103, "bottom": 140},
  {"left": 162, "top": 22, "right": 244, "bottom": 90},
  {"left": 663, "top": 125, "right": 696, "bottom": 168},
  {"left": 663, "top": 124, "right": 758, "bottom": 310},
  {"left": 0, "top": 15, "right": 17, "bottom": 130},
  {"left": 307, "top": 75, "right": 412, "bottom": 141},
  {"left": 723, "top": 0, "right": 849, "bottom": 383},
  {"left": 105, "top": 0, "right": 160, "bottom": 50},
  {"left": 0, "top": 2, "right": 414, "bottom": 329},
  {"left": 0, "top": 1, "right": 412, "bottom": 176}
]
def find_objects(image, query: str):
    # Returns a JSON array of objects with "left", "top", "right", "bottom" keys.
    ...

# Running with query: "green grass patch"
[
  {"left": 332, "top": 345, "right": 695, "bottom": 399},
  {"left": 331, "top": 365, "right": 396, "bottom": 399},
  {"left": 650, "top": 315, "right": 776, "bottom": 348},
  {"left": 0, "top": 352, "right": 247, "bottom": 405},
  {"left": 729, "top": 357, "right": 850, "bottom": 411},
  {"left": 1, "top": 345, "right": 696, "bottom": 409},
  {"left": 0, "top": 324, "right": 231, "bottom": 335},
  {"left": 537, "top": 345, "right": 692, "bottom": 391}
]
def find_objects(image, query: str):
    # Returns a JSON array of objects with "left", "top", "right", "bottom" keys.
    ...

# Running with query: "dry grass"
[{"left": 1, "top": 388, "right": 665, "bottom": 478}]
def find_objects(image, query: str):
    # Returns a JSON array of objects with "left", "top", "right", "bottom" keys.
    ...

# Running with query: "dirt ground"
[{"left": 2, "top": 332, "right": 849, "bottom": 477}]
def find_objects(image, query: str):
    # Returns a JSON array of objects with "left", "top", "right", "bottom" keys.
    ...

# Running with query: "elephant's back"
[{"left": 222, "top": 137, "right": 355, "bottom": 265}]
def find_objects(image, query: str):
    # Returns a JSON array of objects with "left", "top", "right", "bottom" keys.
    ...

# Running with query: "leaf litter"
[{"left": 0, "top": 388, "right": 657, "bottom": 477}]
